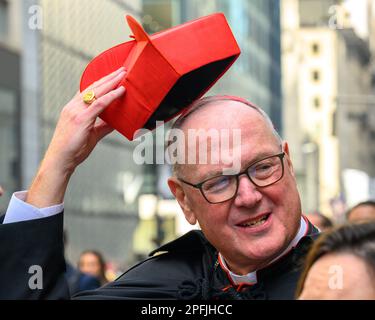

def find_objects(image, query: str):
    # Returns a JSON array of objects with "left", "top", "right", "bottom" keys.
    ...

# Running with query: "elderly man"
[{"left": 0, "top": 68, "right": 319, "bottom": 299}]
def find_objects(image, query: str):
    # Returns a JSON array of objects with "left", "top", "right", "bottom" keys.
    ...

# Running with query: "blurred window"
[
  {"left": 312, "top": 42, "right": 320, "bottom": 55},
  {"left": 312, "top": 70, "right": 320, "bottom": 82},
  {"left": 0, "top": 87, "right": 17, "bottom": 211},
  {"left": 0, "top": 0, "right": 8, "bottom": 41},
  {"left": 313, "top": 96, "right": 321, "bottom": 109},
  {"left": 332, "top": 110, "right": 337, "bottom": 136}
]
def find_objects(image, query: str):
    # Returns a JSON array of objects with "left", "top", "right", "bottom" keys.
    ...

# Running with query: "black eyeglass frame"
[{"left": 178, "top": 152, "right": 286, "bottom": 204}]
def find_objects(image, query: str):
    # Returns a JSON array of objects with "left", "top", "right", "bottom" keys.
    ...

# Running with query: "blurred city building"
[
  {"left": 0, "top": 0, "right": 145, "bottom": 267},
  {"left": 0, "top": 0, "right": 22, "bottom": 212},
  {"left": 282, "top": 0, "right": 375, "bottom": 221}
]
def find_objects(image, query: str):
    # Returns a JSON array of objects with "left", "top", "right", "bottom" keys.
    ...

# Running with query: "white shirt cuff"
[{"left": 3, "top": 191, "right": 64, "bottom": 224}]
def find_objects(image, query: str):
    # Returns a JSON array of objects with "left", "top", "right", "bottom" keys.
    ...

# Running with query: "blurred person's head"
[
  {"left": 347, "top": 201, "right": 375, "bottom": 224},
  {"left": 167, "top": 96, "right": 303, "bottom": 274},
  {"left": 78, "top": 250, "right": 108, "bottom": 285},
  {"left": 0, "top": 185, "right": 4, "bottom": 197},
  {"left": 297, "top": 222, "right": 375, "bottom": 299},
  {"left": 305, "top": 212, "right": 333, "bottom": 232}
]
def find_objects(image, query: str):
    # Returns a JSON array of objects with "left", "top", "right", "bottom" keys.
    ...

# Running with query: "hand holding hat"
[
  {"left": 26, "top": 67, "right": 126, "bottom": 208},
  {"left": 80, "top": 13, "right": 240, "bottom": 140}
]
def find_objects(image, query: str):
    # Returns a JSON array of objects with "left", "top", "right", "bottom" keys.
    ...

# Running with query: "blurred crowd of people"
[{"left": 305, "top": 200, "right": 375, "bottom": 232}]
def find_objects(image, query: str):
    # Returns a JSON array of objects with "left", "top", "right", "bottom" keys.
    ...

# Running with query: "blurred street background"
[{"left": 0, "top": 0, "right": 374, "bottom": 278}]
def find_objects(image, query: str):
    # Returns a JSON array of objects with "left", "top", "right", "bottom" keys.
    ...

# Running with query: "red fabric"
[{"left": 80, "top": 13, "right": 240, "bottom": 140}]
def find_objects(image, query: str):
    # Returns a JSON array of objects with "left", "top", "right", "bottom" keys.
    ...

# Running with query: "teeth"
[{"left": 241, "top": 215, "right": 268, "bottom": 227}]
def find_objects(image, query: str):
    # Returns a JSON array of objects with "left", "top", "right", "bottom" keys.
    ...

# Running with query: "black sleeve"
[
  {"left": 73, "top": 251, "right": 204, "bottom": 300},
  {"left": 0, "top": 213, "right": 70, "bottom": 299},
  {"left": 0, "top": 213, "right": 204, "bottom": 300}
]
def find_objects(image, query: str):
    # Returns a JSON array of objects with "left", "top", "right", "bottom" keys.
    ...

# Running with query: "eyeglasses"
[{"left": 178, "top": 152, "right": 285, "bottom": 204}]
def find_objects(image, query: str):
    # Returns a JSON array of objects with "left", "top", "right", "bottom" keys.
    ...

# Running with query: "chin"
[{"left": 244, "top": 236, "right": 288, "bottom": 262}]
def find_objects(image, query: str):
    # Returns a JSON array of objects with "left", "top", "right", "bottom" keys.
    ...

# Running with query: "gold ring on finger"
[{"left": 83, "top": 90, "right": 96, "bottom": 104}]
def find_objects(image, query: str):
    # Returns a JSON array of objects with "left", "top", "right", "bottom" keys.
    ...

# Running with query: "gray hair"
[{"left": 167, "top": 95, "right": 283, "bottom": 175}]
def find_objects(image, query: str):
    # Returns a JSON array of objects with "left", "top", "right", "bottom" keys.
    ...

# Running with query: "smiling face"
[{"left": 168, "top": 101, "right": 302, "bottom": 274}]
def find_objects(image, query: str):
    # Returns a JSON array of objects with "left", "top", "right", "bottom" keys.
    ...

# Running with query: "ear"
[
  {"left": 168, "top": 177, "right": 197, "bottom": 225},
  {"left": 282, "top": 141, "right": 295, "bottom": 176}
]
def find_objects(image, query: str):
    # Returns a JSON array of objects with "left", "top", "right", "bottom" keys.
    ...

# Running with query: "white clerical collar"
[{"left": 218, "top": 216, "right": 308, "bottom": 286}]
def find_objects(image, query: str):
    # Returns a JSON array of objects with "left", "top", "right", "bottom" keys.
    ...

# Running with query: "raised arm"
[
  {"left": 27, "top": 67, "right": 126, "bottom": 208},
  {"left": 0, "top": 67, "right": 126, "bottom": 299}
]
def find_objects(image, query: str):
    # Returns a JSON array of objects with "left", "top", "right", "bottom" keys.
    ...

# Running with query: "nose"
[{"left": 233, "top": 175, "right": 262, "bottom": 207}]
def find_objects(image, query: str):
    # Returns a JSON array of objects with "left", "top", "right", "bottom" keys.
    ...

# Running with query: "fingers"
[
  {"left": 72, "top": 66, "right": 126, "bottom": 128},
  {"left": 92, "top": 69, "right": 126, "bottom": 99},
  {"left": 79, "top": 68, "right": 126, "bottom": 109},
  {"left": 86, "top": 66, "right": 125, "bottom": 91},
  {"left": 87, "top": 86, "right": 126, "bottom": 119}
]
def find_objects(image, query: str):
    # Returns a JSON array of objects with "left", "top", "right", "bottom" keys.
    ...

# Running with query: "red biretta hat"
[{"left": 80, "top": 13, "right": 241, "bottom": 140}]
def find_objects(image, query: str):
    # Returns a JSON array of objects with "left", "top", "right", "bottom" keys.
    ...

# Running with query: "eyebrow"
[
  {"left": 242, "top": 150, "right": 281, "bottom": 170},
  {"left": 199, "top": 169, "right": 227, "bottom": 181},
  {"left": 197, "top": 149, "right": 282, "bottom": 182}
]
